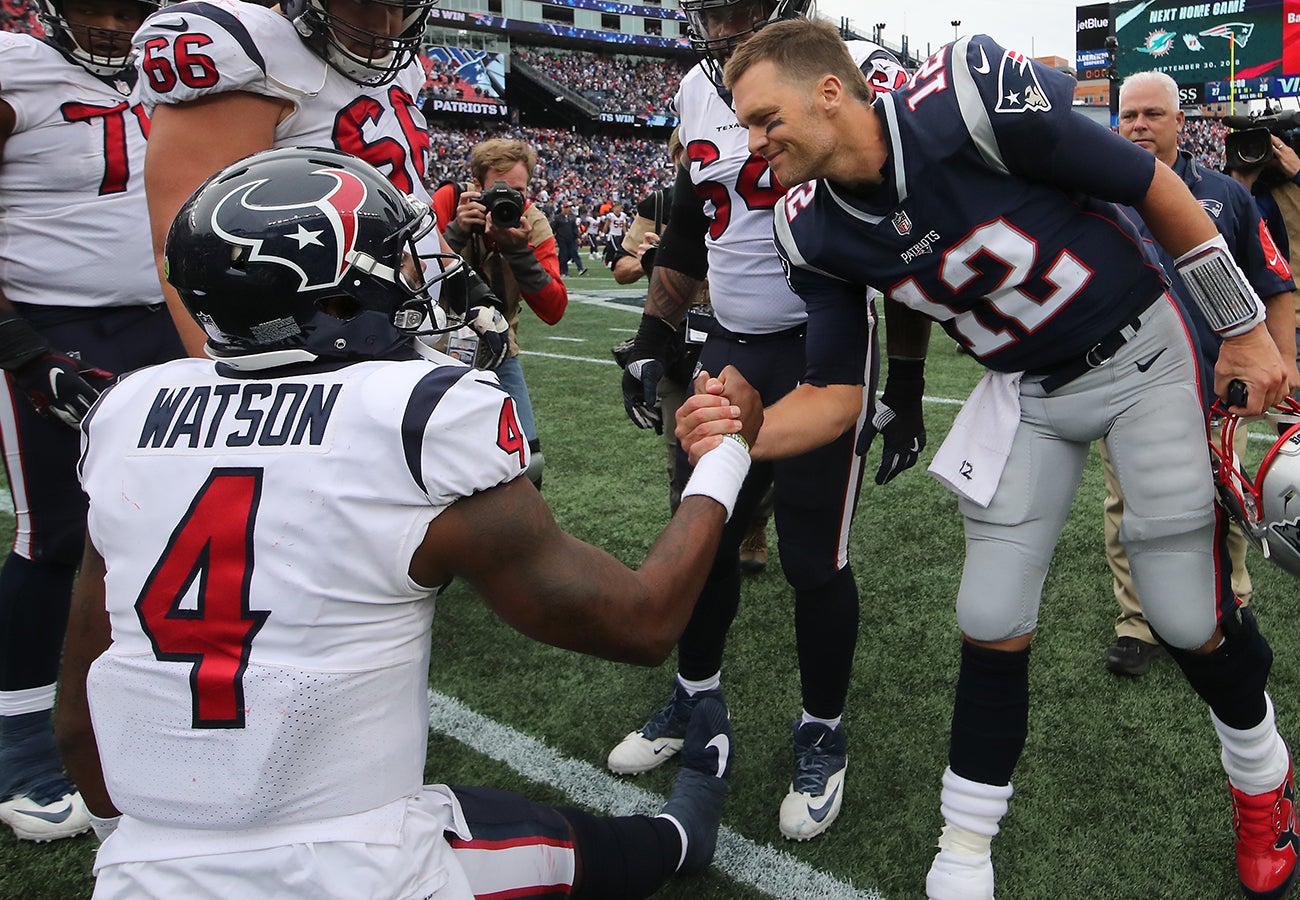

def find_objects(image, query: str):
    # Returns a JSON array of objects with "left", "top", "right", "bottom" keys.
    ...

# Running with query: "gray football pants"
[{"left": 956, "top": 296, "right": 1223, "bottom": 650}]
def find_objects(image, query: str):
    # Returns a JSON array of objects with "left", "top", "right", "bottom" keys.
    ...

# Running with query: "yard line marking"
[
  {"left": 547, "top": 336, "right": 587, "bottom": 343},
  {"left": 521, "top": 350, "right": 618, "bottom": 366},
  {"left": 428, "top": 689, "right": 885, "bottom": 900}
]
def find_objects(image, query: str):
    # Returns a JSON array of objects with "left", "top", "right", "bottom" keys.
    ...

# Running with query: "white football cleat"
[
  {"left": 607, "top": 683, "right": 723, "bottom": 775},
  {"left": 778, "top": 720, "right": 847, "bottom": 841},
  {"left": 0, "top": 789, "right": 90, "bottom": 842}
]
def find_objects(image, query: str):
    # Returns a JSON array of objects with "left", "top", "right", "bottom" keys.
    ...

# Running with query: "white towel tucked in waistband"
[{"left": 928, "top": 370, "right": 1023, "bottom": 508}]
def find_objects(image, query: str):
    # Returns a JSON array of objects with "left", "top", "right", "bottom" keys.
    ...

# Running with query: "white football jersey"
[
  {"left": 79, "top": 355, "right": 528, "bottom": 860},
  {"left": 134, "top": 0, "right": 432, "bottom": 202},
  {"left": 0, "top": 34, "right": 158, "bottom": 308},
  {"left": 674, "top": 41, "right": 904, "bottom": 334}
]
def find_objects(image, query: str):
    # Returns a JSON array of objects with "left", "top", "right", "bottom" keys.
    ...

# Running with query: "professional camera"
[
  {"left": 480, "top": 180, "right": 525, "bottom": 230},
  {"left": 1222, "top": 108, "right": 1300, "bottom": 176}
]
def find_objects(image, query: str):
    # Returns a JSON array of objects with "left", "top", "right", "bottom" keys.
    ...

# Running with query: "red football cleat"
[{"left": 1233, "top": 760, "right": 1300, "bottom": 899}]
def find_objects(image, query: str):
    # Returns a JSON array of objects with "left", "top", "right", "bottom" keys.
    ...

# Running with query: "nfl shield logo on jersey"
[{"left": 892, "top": 209, "right": 913, "bottom": 236}]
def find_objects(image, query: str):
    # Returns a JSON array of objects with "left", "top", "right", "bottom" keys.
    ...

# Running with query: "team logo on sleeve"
[
  {"left": 1199, "top": 199, "right": 1224, "bottom": 218},
  {"left": 211, "top": 168, "right": 368, "bottom": 291},
  {"left": 994, "top": 50, "right": 1052, "bottom": 114}
]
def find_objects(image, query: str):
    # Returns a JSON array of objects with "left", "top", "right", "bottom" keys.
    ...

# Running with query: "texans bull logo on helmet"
[{"left": 211, "top": 167, "right": 368, "bottom": 293}]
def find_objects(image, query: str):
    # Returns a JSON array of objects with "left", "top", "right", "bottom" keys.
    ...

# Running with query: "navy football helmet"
[
  {"left": 37, "top": 0, "right": 158, "bottom": 78},
  {"left": 1211, "top": 397, "right": 1300, "bottom": 578},
  {"left": 681, "top": 0, "right": 813, "bottom": 87},
  {"left": 281, "top": 0, "right": 437, "bottom": 87},
  {"left": 164, "top": 147, "right": 467, "bottom": 371}
]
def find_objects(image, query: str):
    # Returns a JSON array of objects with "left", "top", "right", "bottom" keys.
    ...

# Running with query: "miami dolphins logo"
[
  {"left": 212, "top": 168, "right": 368, "bottom": 291},
  {"left": 1137, "top": 30, "right": 1177, "bottom": 56}
]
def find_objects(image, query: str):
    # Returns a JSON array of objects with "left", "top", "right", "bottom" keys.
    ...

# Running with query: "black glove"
[
  {"left": 857, "top": 357, "right": 926, "bottom": 484},
  {"left": 465, "top": 305, "right": 510, "bottom": 369},
  {"left": 620, "top": 314, "right": 676, "bottom": 434},
  {"left": 11, "top": 352, "right": 113, "bottom": 429}
]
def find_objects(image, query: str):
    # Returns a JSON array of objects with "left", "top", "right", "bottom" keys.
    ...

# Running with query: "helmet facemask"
[
  {"left": 38, "top": 0, "right": 157, "bottom": 78},
  {"left": 285, "top": 0, "right": 436, "bottom": 87},
  {"left": 681, "top": 0, "right": 811, "bottom": 88}
]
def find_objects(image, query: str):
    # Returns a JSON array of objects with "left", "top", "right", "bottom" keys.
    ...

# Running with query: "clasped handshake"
[{"left": 676, "top": 366, "right": 764, "bottom": 464}]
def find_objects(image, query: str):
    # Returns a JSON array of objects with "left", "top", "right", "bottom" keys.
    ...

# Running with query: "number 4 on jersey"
[{"left": 135, "top": 468, "right": 270, "bottom": 729}]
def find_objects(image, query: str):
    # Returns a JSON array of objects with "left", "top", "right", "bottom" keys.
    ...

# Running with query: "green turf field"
[{"left": 2, "top": 264, "right": 1297, "bottom": 899}]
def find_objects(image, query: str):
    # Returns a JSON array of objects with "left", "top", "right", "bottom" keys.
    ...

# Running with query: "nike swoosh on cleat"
[
  {"left": 15, "top": 803, "right": 73, "bottom": 824},
  {"left": 652, "top": 744, "right": 669, "bottom": 755},
  {"left": 973, "top": 44, "right": 990, "bottom": 74},
  {"left": 808, "top": 786, "right": 840, "bottom": 823},
  {"left": 706, "top": 733, "right": 730, "bottom": 778},
  {"left": 1135, "top": 348, "right": 1167, "bottom": 372},
  {"left": 154, "top": 17, "right": 189, "bottom": 30}
]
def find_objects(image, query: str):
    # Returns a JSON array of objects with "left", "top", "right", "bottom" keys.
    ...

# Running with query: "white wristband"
[
  {"left": 88, "top": 811, "right": 120, "bottom": 842},
  {"left": 1174, "top": 234, "right": 1267, "bottom": 337},
  {"left": 680, "top": 434, "right": 751, "bottom": 521}
]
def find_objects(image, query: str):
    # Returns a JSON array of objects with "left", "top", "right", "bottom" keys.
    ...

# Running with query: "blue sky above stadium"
[{"left": 819, "top": 0, "right": 1078, "bottom": 62}]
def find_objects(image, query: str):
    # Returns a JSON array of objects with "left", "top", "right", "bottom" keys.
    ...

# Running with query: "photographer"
[
  {"left": 433, "top": 139, "right": 569, "bottom": 488},
  {"left": 1224, "top": 116, "right": 1300, "bottom": 384}
]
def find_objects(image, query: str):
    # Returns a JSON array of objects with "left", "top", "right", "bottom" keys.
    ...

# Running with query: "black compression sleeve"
[{"left": 653, "top": 165, "right": 709, "bottom": 281}]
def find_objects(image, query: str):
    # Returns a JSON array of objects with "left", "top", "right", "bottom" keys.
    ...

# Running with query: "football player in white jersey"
[
  {"left": 610, "top": 0, "right": 917, "bottom": 842},
  {"left": 0, "top": 0, "right": 185, "bottom": 843},
  {"left": 134, "top": 0, "right": 509, "bottom": 363},
  {"left": 56, "top": 147, "right": 751, "bottom": 899}
]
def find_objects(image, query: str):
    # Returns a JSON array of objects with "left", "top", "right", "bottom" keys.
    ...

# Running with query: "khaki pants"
[{"left": 1098, "top": 424, "right": 1251, "bottom": 645}]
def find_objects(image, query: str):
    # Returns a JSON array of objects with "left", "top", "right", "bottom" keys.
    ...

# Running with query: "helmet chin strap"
[{"left": 325, "top": 42, "right": 396, "bottom": 82}]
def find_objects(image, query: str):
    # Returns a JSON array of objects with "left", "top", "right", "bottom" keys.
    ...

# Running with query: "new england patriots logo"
[
  {"left": 1200, "top": 22, "right": 1255, "bottom": 49},
  {"left": 211, "top": 168, "right": 368, "bottom": 292},
  {"left": 1199, "top": 199, "right": 1224, "bottom": 218},
  {"left": 994, "top": 50, "right": 1052, "bottom": 114}
]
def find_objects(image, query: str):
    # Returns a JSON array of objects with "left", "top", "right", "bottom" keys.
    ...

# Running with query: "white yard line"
[{"left": 428, "top": 689, "right": 885, "bottom": 900}]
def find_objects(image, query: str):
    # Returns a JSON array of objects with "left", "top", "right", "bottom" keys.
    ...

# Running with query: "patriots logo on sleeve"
[
  {"left": 212, "top": 167, "right": 367, "bottom": 291},
  {"left": 993, "top": 49, "right": 1052, "bottom": 114},
  {"left": 1200, "top": 199, "right": 1224, "bottom": 218}
]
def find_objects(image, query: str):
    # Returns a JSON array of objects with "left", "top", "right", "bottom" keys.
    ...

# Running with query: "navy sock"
[
  {"left": 560, "top": 805, "right": 682, "bottom": 899},
  {"left": 0, "top": 554, "right": 77, "bottom": 691},
  {"left": 948, "top": 641, "right": 1030, "bottom": 787}
]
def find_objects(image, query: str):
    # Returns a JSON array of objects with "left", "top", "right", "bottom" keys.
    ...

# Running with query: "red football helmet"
[{"left": 1211, "top": 397, "right": 1300, "bottom": 577}]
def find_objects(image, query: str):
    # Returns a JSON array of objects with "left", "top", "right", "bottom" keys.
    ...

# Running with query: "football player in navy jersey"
[
  {"left": 0, "top": 0, "right": 186, "bottom": 843},
  {"left": 609, "top": 0, "right": 916, "bottom": 843},
  {"left": 695, "top": 17, "right": 1296, "bottom": 899}
]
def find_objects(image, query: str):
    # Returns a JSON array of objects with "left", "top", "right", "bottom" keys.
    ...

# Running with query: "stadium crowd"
[
  {"left": 8, "top": 1, "right": 1300, "bottom": 898},
  {"left": 1183, "top": 115, "right": 1230, "bottom": 170},
  {"left": 514, "top": 45, "right": 684, "bottom": 117},
  {"left": 425, "top": 123, "right": 676, "bottom": 218}
]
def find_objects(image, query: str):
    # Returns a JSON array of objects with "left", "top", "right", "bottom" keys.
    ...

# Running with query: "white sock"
[
  {"left": 1213, "top": 694, "right": 1290, "bottom": 795},
  {"left": 800, "top": 710, "right": 842, "bottom": 730},
  {"left": 936, "top": 767, "right": 1014, "bottom": 857},
  {"left": 677, "top": 672, "right": 720, "bottom": 696}
]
